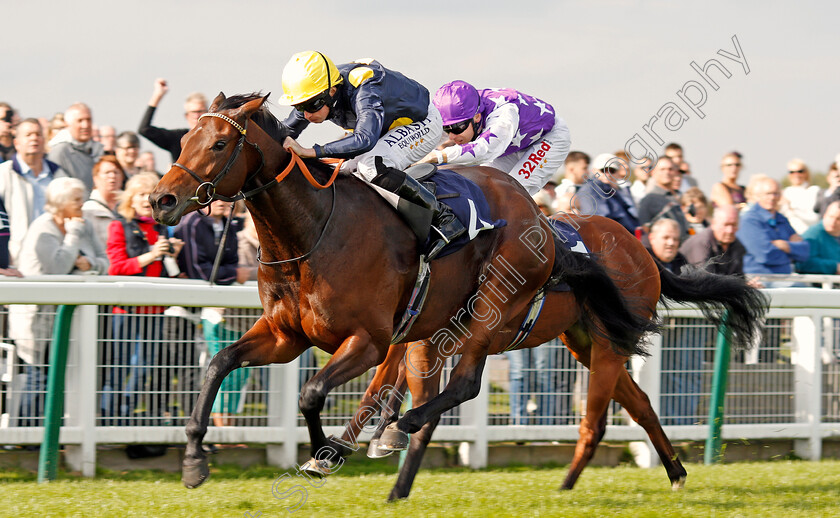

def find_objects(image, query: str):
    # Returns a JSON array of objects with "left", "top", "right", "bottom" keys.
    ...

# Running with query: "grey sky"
[{"left": 3, "top": 1, "right": 837, "bottom": 193}]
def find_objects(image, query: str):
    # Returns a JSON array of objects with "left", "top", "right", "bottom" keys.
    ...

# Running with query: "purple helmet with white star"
[{"left": 434, "top": 80, "right": 481, "bottom": 125}]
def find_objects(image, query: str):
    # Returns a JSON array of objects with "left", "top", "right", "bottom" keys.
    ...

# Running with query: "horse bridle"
[
  {"left": 172, "top": 112, "right": 266, "bottom": 206},
  {"left": 175, "top": 110, "right": 338, "bottom": 265}
]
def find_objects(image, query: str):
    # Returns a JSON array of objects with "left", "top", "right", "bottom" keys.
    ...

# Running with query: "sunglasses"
[
  {"left": 789, "top": 169, "right": 806, "bottom": 174},
  {"left": 443, "top": 119, "right": 471, "bottom": 135},
  {"left": 294, "top": 91, "right": 331, "bottom": 114},
  {"left": 723, "top": 162, "right": 742, "bottom": 167}
]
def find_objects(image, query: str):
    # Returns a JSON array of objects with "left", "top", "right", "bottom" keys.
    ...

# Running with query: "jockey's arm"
[
  {"left": 281, "top": 110, "right": 309, "bottom": 139},
  {"left": 423, "top": 104, "right": 519, "bottom": 166},
  {"left": 313, "top": 83, "right": 385, "bottom": 160}
]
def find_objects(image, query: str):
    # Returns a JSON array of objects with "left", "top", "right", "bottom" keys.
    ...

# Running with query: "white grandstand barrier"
[{"left": 1, "top": 277, "right": 840, "bottom": 474}]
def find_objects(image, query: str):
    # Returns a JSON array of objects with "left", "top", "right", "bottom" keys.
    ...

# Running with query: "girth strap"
[{"left": 391, "top": 256, "right": 432, "bottom": 344}]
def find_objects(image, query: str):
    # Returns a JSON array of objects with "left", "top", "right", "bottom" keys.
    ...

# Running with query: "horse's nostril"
[{"left": 157, "top": 194, "right": 177, "bottom": 209}]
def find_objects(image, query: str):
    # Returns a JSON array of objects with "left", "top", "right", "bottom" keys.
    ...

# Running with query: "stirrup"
[{"left": 425, "top": 211, "right": 466, "bottom": 261}]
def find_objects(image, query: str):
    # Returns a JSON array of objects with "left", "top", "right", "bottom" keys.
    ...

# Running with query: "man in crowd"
[
  {"left": 136, "top": 151, "right": 158, "bottom": 174},
  {"left": 796, "top": 200, "right": 840, "bottom": 275},
  {"left": 638, "top": 157, "right": 690, "bottom": 239},
  {"left": 680, "top": 205, "right": 746, "bottom": 276},
  {"left": 737, "top": 176, "right": 809, "bottom": 285},
  {"left": 139, "top": 78, "right": 208, "bottom": 162},
  {"left": 47, "top": 103, "right": 102, "bottom": 191},
  {"left": 115, "top": 131, "right": 141, "bottom": 178},
  {"left": 557, "top": 151, "right": 589, "bottom": 195},
  {"left": 98, "top": 125, "right": 117, "bottom": 154},
  {"left": 664, "top": 142, "right": 697, "bottom": 192},
  {"left": 575, "top": 153, "right": 639, "bottom": 233},
  {"left": 0, "top": 118, "right": 66, "bottom": 264}
]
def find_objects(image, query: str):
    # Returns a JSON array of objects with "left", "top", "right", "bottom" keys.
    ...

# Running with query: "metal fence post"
[
  {"left": 38, "top": 304, "right": 77, "bottom": 483},
  {"left": 704, "top": 312, "right": 731, "bottom": 465}
]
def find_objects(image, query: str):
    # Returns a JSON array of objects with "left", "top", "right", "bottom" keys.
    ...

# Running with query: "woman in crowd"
[
  {"left": 710, "top": 151, "right": 747, "bottom": 210},
  {"left": 780, "top": 158, "right": 820, "bottom": 234},
  {"left": 9, "top": 177, "right": 107, "bottom": 425},
  {"left": 103, "top": 172, "right": 183, "bottom": 426},
  {"left": 82, "top": 156, "right": 124, "bottom": 248}
]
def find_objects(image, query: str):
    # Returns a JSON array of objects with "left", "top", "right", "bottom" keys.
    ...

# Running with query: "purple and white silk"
[{"left": 434, "top": 88, "right": 570, "bottom": 194}]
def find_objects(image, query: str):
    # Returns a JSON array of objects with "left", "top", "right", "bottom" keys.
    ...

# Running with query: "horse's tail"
[
  {"left": 552, "top": 237, "right": 658, "bottom": 357},
  {"left": 657, "top": 264, "right": 769, "bottom": 350}
]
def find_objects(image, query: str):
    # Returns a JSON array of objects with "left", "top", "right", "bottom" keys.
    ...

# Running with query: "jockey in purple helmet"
[{"left": 421, "top": 80, "right": 571, "bottom": 196}]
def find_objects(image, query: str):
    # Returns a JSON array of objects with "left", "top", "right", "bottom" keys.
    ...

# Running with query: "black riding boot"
[{"left": 371, "top": 158, "right": 466, "bottom": 260}]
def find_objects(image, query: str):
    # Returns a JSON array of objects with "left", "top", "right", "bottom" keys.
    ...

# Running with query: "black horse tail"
[
  {"left": 552, "top": 237, "right": 658, "bottom": 357},
  {"left": 657, "top": 264, "right": 769, "bottom": 350}
]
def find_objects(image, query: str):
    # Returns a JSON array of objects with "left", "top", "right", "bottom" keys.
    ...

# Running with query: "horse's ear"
[
  {"left": 234, "top": 95, "right": 268, "bottom": 120},
  {"left": 209, "top": 92, "right": 226, "bottom": 112}
]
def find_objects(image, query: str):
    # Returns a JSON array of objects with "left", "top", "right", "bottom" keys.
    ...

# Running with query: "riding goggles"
[
  {"left": 442, "top": 119, "right": 471, "bottom": 135},
  {"left": 294, "top": 91, "right": 331, "bottom": 113}
]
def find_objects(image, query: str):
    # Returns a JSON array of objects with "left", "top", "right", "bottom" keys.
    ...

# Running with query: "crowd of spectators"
[{"left": 517, "top": 144, "right": 840, "bottom": 425}]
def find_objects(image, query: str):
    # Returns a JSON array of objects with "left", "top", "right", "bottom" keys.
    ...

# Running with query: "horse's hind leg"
[
  {"left": 561, "top": 336, "right": 626, "bottom": 490},
  {"left": 183, "top": 318, "right": 308, "bottom": 489},
  {"left": 302, "top": 343, "right": 408, "bottom": 476},
  {"left": 612, "top": 368, "right": 687, "bottom": 489},
  {"left": 387, "top": 343, "right": 488, "bottom": 439},
  {"left": 298, "top": 332, "right": 388, "bottom": 461}
]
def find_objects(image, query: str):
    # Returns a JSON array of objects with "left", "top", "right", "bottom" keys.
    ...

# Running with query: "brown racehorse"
[
  {"left": 322, "top": 214, "right": 768, "bottom": 501},
  {"left": 149, "top": 93, "right": 656, "bottom": 489}
]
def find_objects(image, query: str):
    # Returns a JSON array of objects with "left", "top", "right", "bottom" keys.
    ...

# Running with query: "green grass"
[{"left": 3, "top": 460, "right": 840, "bottom": 517}]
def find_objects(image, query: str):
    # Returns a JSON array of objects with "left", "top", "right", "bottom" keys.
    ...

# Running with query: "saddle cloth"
[
  {"left": 546, "top": 218, "right": 590, "bottom": 292},
  {"left": 423, "top": 169, "right": 507, "bottom": 259}
]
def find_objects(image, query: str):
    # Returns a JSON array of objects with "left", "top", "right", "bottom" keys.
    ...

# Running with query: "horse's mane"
[{"left": 216, "top": 92, "right": 289, "bottom": 144}]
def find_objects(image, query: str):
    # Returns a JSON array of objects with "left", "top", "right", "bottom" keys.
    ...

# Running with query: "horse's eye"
[{"left": 213, "top": 140, "right": 226, "bottom": 151}]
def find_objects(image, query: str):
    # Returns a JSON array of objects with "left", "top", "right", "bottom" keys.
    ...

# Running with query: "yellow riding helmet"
[{"left": 278, "top": 51, "right": 343, "bottom": 106}]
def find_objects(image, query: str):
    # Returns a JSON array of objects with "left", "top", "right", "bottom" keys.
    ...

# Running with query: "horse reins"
[{"left": 174, "top": 109, "right": 344, "bottom": 267}]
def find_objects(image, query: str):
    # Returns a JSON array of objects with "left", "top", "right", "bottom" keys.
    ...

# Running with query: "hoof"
[
  {"left": 387, "top": 489, "right": 408, "bottom": 502},
  {"left": 377, "top": 425, "right": 409, "bottom": 452},
  {"left": 367, "top": 438, "right": 395, "bottom": 458},
  {"left": 182, "top": 457, "right": 210, "bottom": 489},
  {"left": 671, "top": 476, "right": 686, "bottom": 491},
  {"left": 300, "top": 458, "right": 334, "bottom": 478}
]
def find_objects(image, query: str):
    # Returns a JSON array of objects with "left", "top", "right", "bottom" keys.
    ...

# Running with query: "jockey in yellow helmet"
[{"left": 279, "top": 51, "right": 464, "bottom": 260}]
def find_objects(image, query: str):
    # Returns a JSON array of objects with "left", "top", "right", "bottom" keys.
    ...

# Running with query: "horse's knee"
[
  {"left": 299, "top": 380, "right": 325, "bottom": 414},
  {"left": 185, "top": 421, "right": 203, "bottom": 441},
  {"left": 206, "top": 349, "right": 236, "bottom": 380},
  {"left": 578, "top": 418, "right": 606, "bottom": 447}
]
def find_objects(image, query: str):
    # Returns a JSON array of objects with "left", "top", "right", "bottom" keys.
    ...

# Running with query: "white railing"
[{"left": 1, "top": 276, "right": 839, "bottom": 476}]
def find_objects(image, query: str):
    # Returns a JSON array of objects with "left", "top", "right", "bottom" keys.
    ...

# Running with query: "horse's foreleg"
[
  {"left": 388, "top": 347, "right": 443, "bottom": 501},
  {"left": 612, "top": 369, "right": 687, "bottom": 489},
  {"left": 183, "top": 318, "right": 307, "bottom": 489},
  {"left": 561, "top": 338, "right": 626, "bottom": 490},
  {"left": 298, "top": 331, "right": 387, "bottom": 462}
]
